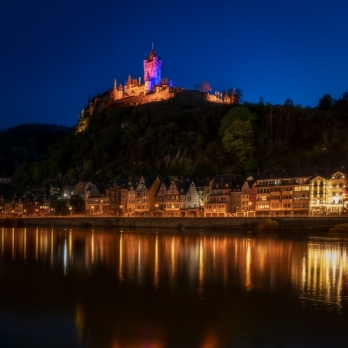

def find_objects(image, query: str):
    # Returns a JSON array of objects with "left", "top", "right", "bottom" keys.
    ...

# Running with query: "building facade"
[
  {"left": 310, "top": 170, "right": 347, "bottom": 216},
  {"left": 205, "top": 175, "right": 236, "bottom": 217}
]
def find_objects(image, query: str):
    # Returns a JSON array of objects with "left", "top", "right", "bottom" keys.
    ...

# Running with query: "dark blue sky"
[{"left": 1, "top": 0, "right": 348, "bottom": 129}]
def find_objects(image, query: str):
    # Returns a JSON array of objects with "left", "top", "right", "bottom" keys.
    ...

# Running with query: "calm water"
[{"left": 0, "top": 227, "right": 347, "bottom": 347}]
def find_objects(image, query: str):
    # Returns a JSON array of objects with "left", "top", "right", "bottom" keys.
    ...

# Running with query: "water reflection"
[
  {"left": 0, "top": 227, "right": 348, "bottom": 347},
  {"left": 298, "top": 240, "right": 348, "bottom": 311}
]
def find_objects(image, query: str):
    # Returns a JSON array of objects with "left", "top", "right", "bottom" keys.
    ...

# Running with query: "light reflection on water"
[
  {"left": 0, "top": 227, "right": 348, "bottom": 347},
  {"left": 297, "top": 239, "right": 348, "bottom": 312}
]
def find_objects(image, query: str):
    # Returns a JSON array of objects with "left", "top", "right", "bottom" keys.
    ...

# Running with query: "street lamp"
[
  {"left": 69, "top": 206, "right": 72, "bottom": 216},
  {"left": 91, "top": 206, "right": 94, "bottom": 215}
]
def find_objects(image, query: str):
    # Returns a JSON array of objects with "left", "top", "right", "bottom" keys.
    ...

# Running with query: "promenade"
[{"left": 15, "top": 216, "right": 348, "bottom": 231}]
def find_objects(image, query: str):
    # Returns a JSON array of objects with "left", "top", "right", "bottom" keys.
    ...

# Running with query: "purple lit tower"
[{"left": 144, "top": 43, "right": 162, "bottom": 92}]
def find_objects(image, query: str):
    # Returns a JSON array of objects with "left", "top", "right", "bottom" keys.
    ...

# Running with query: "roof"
[
  {"left": 173, "top": 179, "right": 192, "bottom": 196},
  {"left": 137, "top": 176, "right": 158, "bottom": 190},
  {"left": 194, "top": 178, "right": 212, "bottom": 187},
  {"left": 148, "top": 48, "right": 157, "bottom": 61},
  {"left": 258, "top": 166, "right": 318, "bottom": 180},
  {"left": 314, "top": 166, "right": 347, "bottom": 179},
  {"left": 212, "top": 174, "right": 237, "bottom": 188}
]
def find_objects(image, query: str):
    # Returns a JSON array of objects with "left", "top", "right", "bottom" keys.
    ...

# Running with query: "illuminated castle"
[
  {"left": 109, "top": 44, "right": 175, "bottom": 102},
  {"left": 77, "top": 44, "right": 239, "bottom": 131}
]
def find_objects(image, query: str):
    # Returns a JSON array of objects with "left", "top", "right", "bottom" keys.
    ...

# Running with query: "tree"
[
  {"left": 334, "top": 91, "right": 348, "bottom": 114},
  {"left": 218, "top": 106, "right": 257, "bottom": 136},
  {"left": 284, "top": 98, "right": 294, "bottom": 106},
  {"left": 194, "top": 81, "right": 212, "bottom": 92},
  {"left": 222, "top": 119, "right": 254, "bottom": 164},
  {"left": 318, "top": 94, "right": 333, "bottom": 110}
]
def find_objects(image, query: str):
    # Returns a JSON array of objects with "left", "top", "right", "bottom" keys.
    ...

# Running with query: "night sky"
[{"left": 1, "top": 0, "right": 348, "bottom": 129}]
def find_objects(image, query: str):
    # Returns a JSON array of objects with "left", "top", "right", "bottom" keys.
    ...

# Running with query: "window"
[
  {"left": 257, "top": 204, "right": 269, "bottom": 209},
  {"left": 294, "top": 186, "right": 310, "bottom": 191}
]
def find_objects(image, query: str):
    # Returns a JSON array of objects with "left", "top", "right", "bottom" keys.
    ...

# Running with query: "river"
[{"left": 0, "top": 227, "right": 347, "bottom": 347}]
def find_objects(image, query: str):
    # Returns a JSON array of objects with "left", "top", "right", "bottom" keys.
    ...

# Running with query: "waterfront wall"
[{"left": 17, "top": 217, "right": 348, "bottom": 231}]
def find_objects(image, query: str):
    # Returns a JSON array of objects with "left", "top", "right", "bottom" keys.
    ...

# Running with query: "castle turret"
[
  {"left": 112, "top": 79, "right": 117, "bottom": 101},
  {"left": 144, "top": 71, "right": 151, "bottom": 92},
  {"left": 231, "top": 88, "right": 239, "bottom": 104}
]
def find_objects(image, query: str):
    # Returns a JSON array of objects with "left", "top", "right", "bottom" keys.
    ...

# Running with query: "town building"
[
  {"left": 85, "top": 183, "right": 107, "bottom": 215},
  {"left": 195, "top": 178, "right": 213, "bottom": 208},
  {"left": 205, "top": 174, "right": 236, "bottom": 217},
  {"left": 0, "top": 175, "right": 11, "bottom": 184},
  {"left": 155, "top": 179, "right": 170, "bottom": 214},
  {"left": 134, "top": 176, "right": 161, "bottom": 216},
  {"left": 161, "top": 179, "right": 200, "bottom": 217},
  {"left": 240, "top": 176, "right": 257, "bottom": 216},
  {"left": 106, "top": 181, "right": 128, "bottom": 216},
  {"left": 126, "top": 184, "right": 136, "bottom": 217},
  {"left": 310, "top": 169, "right": 347, "bottom": 216},
  {"left": 255, "top": 167, "right": 316, "bottom": 217}
]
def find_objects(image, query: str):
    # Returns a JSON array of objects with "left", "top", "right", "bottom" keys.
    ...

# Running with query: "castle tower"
[
  {"left": 231, "top": 88, "right": 239, "bottom": 104},
  {"left": 143, "top": 43, "right": 162, "bottom": 92},
  {"left": 112, "top": 79, "right": 117, "bottom": 101}
]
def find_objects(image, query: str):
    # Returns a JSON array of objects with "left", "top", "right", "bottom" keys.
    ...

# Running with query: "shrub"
[
  {"left": 329, "top": 223, "right": 348, "bottom": 234},
  {"left": 258, "top": 218, "right": 279, "bottom": 232}
]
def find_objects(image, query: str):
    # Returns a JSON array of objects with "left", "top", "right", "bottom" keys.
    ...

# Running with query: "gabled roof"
[
  {"left": 156, "top": 178, "right": 170, "bottom": 194},
  {"left": 212, "top": 174, "right": 236, "bottom": 188},
  {"left": 137, "top": 176, "right": 158, "bottom": 190},
  {"left": 173, "top": 179, "right": 192, "bottom": 196},
  {"left": 94, "top": 183, "right": 105, "bottom": 194},
  {"left": 315, "top": 166, "right": 347, "bottom": 179}
]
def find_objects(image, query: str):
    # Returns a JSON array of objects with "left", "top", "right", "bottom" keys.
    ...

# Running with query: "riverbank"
[{"left": 3, "top": 216, "right": 348, "bottom": 231}]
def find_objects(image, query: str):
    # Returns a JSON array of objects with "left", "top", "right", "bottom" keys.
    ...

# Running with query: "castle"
[
  {"left": 78, "top": 44, "right": 239, "bottom": 129},
  {"left": 109, "top": 43, "right": 176, "bottom": 102}
]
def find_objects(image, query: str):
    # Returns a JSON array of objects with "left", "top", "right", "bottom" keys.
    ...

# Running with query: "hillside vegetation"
[
  {"left": 10, "top": 91, "right": 348, "bottom": 185},
  {"left": 0, "top": 124, "right": 71, "bottom": 180}
]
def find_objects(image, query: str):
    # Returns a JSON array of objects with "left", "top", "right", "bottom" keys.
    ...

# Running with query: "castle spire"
[
  {"left": 127, "top": 74, "right": 132, "bottom": 86},
  {"left": 114, "top": 79, "right": 117, "bottom": 89}
]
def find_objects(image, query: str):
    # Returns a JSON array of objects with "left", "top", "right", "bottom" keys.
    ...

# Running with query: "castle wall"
[
  {"left": 111, "top": 86, "right": 174, "bottom": 106},
  {"left": 206, "top": 94, "right": 223, "bottom": 103},
  {"left": 124, "top": 84, "right": 146, "bottom": 97}
]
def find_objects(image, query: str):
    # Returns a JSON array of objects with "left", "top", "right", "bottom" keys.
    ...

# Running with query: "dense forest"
[{"left": 7, "top": 91, "right": 348, "bottom": 186}]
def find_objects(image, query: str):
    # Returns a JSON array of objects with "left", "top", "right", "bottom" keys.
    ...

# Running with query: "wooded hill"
[
  {"left": 10, "top": 92, "right": 348, "bottom": 185},
  {"left": 0, "top": 124, "right": 71, "bottom": 180}
]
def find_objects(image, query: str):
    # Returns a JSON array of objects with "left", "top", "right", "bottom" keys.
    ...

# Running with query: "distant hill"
[{"left": 0, "top": 123, "right": 72, "bottom": 180}]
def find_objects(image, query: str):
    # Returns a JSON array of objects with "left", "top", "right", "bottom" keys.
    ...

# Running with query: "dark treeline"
[
  {"left": 0, "top": 124, "right": 71, "bottom": 178},
  {"left": 9, "top": 92, "right": 348, "bottom": 186}
]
